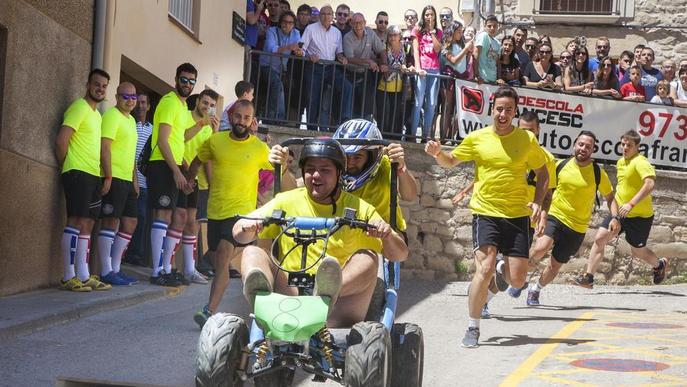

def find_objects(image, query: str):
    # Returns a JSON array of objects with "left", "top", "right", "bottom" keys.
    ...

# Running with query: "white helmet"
[{"left": 332, "top": 119, "right": 384, "bottom": 192}]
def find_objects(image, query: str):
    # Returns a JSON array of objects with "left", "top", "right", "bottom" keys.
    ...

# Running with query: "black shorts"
[
  {"left": 472, "top": 215, "right": 531, "bottom": 258},
  {"left": 196, "top": 189, "right": 209, "bottom": 221},
  {"left": 61, "top": 170, "right": 102, "bottom": 219},
  {"left": 176, "top": 184, "right": 199, "bottom": 209},
  {"left": 146, "top": 161, "right": 180, "bottom": 210},
  {"left": 601, "top": 215, "right": 654, "bottom": 248},
  {"left": 100, "top": 178, "right": 137, "bottom": 218},
  {"left": 207, "top": 217, "right": 254, "bottom": 251},
  {"left": 544, "top": 215, "right": 585, "bottom": 264}
]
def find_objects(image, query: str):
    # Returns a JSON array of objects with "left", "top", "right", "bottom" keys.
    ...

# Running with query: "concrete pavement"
[{"left": 1, "top": 270, "right": 686, "bottom": 387}]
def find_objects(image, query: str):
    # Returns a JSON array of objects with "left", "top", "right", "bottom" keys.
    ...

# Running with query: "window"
[
  {"left": 539, "top": 0, "right": 614, "bottom": 15},
  {"left": 169, "top": 0, "right": 200, "bottom": 35}
]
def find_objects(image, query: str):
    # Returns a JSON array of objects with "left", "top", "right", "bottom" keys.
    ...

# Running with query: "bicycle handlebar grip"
[{"left": 291, "top": 217, "right": 337, "bottom": 230}]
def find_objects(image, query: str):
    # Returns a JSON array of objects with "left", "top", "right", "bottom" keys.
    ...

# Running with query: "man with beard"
[
  {"left": 158, "top": 89, "right": 219, "bottom": 286},
  {"left": 233, "top": 138, "right": 408, "bottom": 328},
  {"left": 424, "top": 86, "right": 549, "bottom": 348},
  {"left": 96, "top": 82, "right": 141, "bottom": 286},
  {"left": 187, "top": 100, "right": 273, "bottom": 328},
  {"left": 574, "top": 130, "right": 668, "bottom": 289},
  {"left": 334, "top": 3, "right": 351, "bottom": 38},
  {"left": 524, "top": 131, "right": 613, "bottom": 306},
  {"left": 55, "top": 68, "right": 112, "bottom": 292},
  {"left": 147, "top": 63, "right": 196, "bottom": 287}
]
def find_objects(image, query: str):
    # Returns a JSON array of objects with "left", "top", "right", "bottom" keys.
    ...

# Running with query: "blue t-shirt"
[
  {"left": 620, "top": 66, "right": 663, "bottom": 100},
  {"left": 245, "top": 0, "right": 258, "bottom": 47},
  {"left": 475, "top": 31, "right": 500, "bottom": 82},
  {"left": 588, "top": 57, "right": 600, "bottom": 73}
]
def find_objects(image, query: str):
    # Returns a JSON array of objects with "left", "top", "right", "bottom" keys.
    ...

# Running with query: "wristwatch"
[{"left": 612, "top": 215, "right": 620, "bottom": 221}]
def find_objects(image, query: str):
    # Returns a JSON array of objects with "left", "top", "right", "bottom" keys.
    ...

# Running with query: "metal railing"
[
  {"left": 247, "top": 49, "right": 455, "bottom": 143},
  {"left": 538, "top": 0, "right": 615, "bottom": 15}
]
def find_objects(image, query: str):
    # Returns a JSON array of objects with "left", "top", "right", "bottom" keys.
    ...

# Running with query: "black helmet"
[{"left": 298, "top": 137, "right": 347, "bottom": 172}]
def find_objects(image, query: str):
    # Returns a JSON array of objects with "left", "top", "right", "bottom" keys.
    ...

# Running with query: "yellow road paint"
[{"left": 499, "top": 311, "right": 595, "bottom": 387}]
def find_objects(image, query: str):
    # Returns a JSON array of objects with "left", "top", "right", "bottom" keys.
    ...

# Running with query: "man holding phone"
[{"left": 158, "top": 89, "right": 220, "bottom": 285}]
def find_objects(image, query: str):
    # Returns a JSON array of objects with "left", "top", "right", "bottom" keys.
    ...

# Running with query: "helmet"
[
  {"left": 298, "top": 137, "right": 347, "bottom": 173},
  {"left": 332, "top": 119, "right": 384, "bottom": 192}
]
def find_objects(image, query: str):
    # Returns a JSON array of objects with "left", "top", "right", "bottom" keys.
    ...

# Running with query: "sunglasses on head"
[
  {"left": 179, "top": 76, "right": 196, "bottom": 85},
  {"left": 118, "top": 93, "right": 138, "bottom": 101}
]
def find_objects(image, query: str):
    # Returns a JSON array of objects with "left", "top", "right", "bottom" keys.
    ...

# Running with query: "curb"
[{"left": 0, "top": 286, "right": 184, "bottom": 341}]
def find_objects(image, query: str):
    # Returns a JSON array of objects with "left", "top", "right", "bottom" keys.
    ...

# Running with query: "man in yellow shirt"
[
  {"left": 424, "top": 86, "right": 549, "bottom": 348},
  {"left": 574, "top": 130, "right": 668, "bottom": 288},
  {"left": 186, "top": 100, "right": 273, "bottom": 328},
  {"left": 96, "top": 82, "right": 140, "bottom": 286},
  {"left": 55, "top": 69, "right": 112, "bottom": 292},
  {"left": 159, "top": 89, "right": 219, "bottom": 286},
  {"left": 233, "top": 138, "right": 408, "bottom": 328},
  {"left": 147, "top": 63, "right": 196, "bottom": 286},
  {"left": 525, "top": 131, "right": 614, "bottom": 306}
]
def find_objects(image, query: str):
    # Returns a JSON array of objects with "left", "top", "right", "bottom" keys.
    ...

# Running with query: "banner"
[{"left": 455, "top": 79, "right": 687, "bottom": 171}]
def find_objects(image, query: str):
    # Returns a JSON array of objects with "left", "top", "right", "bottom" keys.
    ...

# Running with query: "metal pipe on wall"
[{"left": 92, "top": 0, "right": 106, "bottom": 71}]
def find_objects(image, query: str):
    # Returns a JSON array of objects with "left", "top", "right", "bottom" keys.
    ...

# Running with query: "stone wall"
[
  {"left": 496, "top": 0, "right": 687, "bottom": 62},
  {"left": 268, "top": 126, "right": 686, "bottom": 285}
]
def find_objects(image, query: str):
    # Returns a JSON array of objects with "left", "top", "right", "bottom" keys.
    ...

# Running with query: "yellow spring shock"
[
  {"left": 318, "top": 327, "right": 335, "bottom": 371},
  {"left": 256, "top": 341, "right": 269, "bottom": 367}
]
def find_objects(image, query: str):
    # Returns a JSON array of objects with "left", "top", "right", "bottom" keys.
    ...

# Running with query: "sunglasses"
[
  {"left": 404, "top": 15, "right": 417, "bottom": 20},
  {"left": 377, "top": 20, "right": 388, "bottom": 24},
  {"left": 560, "top": 55, "right": 572, "bottom": 60},
  {"left": 596, "top": 45, "right": 609, "bottom": 49},
  {"left": 525, "top": 44, "right": 536, "bottom": 49},
  {"left": 118, "top": 93, "right": 138, "bottom": 101},
  {"left": 601, "top": 63, "right": 612, "bottom": 68},
  {"left": 439, "top": 14, "right": 452, "bottom": 19},
  {"left": 539, "top": 50, "right": 552, "bottom": 54},
  {"left": 179, "top": 76, "right": 196, "bottom": 85},
  {"left": 336, "top": 12, "right": 348, "bottom": 17}
]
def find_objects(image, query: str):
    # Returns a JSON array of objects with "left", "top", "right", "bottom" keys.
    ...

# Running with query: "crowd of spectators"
[{"left": 244, "top": 1, "right": 687, "bottom": 140}]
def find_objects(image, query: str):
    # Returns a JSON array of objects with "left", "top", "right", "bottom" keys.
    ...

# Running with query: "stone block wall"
[{"left": 269, "top": 126, "right": 686, "bottom": 285}]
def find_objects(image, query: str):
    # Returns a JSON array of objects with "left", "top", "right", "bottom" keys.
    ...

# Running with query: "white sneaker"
[
  {"left": 314, "top": 256, "right": 342, "bottom": 308},
  {"left": 243, "top": 268, "right": 273, "bottom": 310},
  {"left": 186, "top": 270, "right": 209, "bottom": 284}
]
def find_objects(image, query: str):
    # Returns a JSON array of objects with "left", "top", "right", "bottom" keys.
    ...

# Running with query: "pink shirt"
[{"left": 413, "top": 26, "right": 442, "bottom": 70}]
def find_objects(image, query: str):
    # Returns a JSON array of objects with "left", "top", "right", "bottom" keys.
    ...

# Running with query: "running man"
[
  {"left": 97, "top": 82, "right": 141, "bottom": 286},
  {"left": 525, "top": 131, "right": 614, "bottom": 305},
  {"left": 158, "top": 89, "right": 219, "bottom": 285},
  {"left": 573, "top": 130, "right": 668, "bottom": 288},
  {"left": 234, "top": 138, "right": 408, "bottom": 328},
  {"left": 425, "top": 86, "right": 549, "bottom": 348},
  {"left": 188, "top": 100, "right": 273, "bottom": 328},
  {"left": 55, "top": 68, "right": 112, "bottom": 292}
]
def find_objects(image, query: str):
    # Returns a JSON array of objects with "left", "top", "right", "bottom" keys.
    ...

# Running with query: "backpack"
[
  {"left": 527, "top": 157, "right": 602, "bottom": 208},
  {"left": 137, "top": 137, "right": 154, "bottom": 177}
]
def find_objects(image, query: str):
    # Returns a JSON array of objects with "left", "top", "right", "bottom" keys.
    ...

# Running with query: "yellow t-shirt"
[
  {"left": 101, "top": 107, "right": 137, "bottom": 182},
  {"left": 150, "top": 91, "right": 189, "bottom": 164},
  {"left": 61, "top": 98, "right": 101, "bottom": 176},
  {"left": 184, "top": 123, "right": 213, "bottom": 165},
  {"left": 451, "top": 126, "right": 547, "bottom": 218},
  {"left": 257, "top": 188, "right": 383, "bottom": 274},
  {"left": 526, "top": 148, "right": 557, "bottom": 203},
  {"left": 349, "top": 155, "right": 407, "bottom": 231},
  {"left": 196, "top": 133, "right": 272, "bottom": 219},
  {"left": 197, "top": 164, "right": 209, "bottom": 190},
  {"left": 615, "top": 154, "right": 655, "bottom": 218},
  {"left": 549, "top": 159, "right": 613, "bottom": 233}
]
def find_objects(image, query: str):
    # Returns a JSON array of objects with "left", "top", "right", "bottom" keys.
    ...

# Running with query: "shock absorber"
[
  {"left": 318, "top": 327, "right": 335, "bottom": 372},
  {"left": 255, "top": 341, "right": 270, "bottom": 368}
]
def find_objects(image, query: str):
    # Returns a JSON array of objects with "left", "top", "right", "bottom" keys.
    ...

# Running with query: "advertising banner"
[{"left": 455, "top": 79, "right": 687, "bottom": 170}]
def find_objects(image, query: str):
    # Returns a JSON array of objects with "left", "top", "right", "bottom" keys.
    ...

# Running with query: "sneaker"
[
  {"left": 229, "top": 269, "right": 242, "bottom": 279},
  {"left": 186, "top": 270, "right": 209, "bottom": 285},
  {"left": 507, "top": 284, "right": 527, "bottom": 299},
  {"left": 60, "top": 277, "right": 92, "bottom": 292},
  {"left": 197, "top": 252, "right": 215, "bottom": 278},
  {"left": 101, "top": 271, "right": 132, "bottom": 286},
  {"left": 194, "top": 305, "right": 212, "bottom": 329},
  {"left": 116, "top": 271, "right": 139, "bottom": 285},
  {"left": 81, "top": 275, "right": 112, "bottom": 291},
  {"left": 314, "top": 257, "right": 343, "bottom": 307},
  {"left": 150, "top": 270, "right": 181, "bottom": 287},
  {"left": 527, "top": 289, "right": 540, "bottom": 306},
  {"left": 461, "top": 327, "right": 480, "bottom": 348},
  {"left": 481, "top": 303, "right": 490, "bottom": 319},
  {"left": 571, "top": 273, "right": 594, "bottom": 289},
  {"left": 494, "top": 268, "right": 509, "bottom": 293},
  {"left": 243, "top": 268, "right": 273, "bottom": 310},
  {"left": 653, "top": 258, "right": 668, "bottom": 285},
  {"left": 171, "top": 269, "right": 190, "bottom": 286}
]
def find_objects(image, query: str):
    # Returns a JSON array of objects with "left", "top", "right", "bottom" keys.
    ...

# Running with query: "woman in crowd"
[
  {"left": 439, "top": 20, "right": 472, "bottom": 143},
  {"left": 618, "top": 50, "right": 634, "bottom": 80},
  {"left": 565, "top": 38, "right": 579, "bottom": 55},
  {"left": 670, "top": 68, "right": 687, "bottom": 107},
  {"left": 592, "top": 55, "right": 621, "bottom": 99},
  {"left": 523, "top": 42, "right": 562, "bottom": 89},
  {"left": 376, "top": 25, "right": 407, "bottom": 137},
  {"left": 411, "top": 5, "right": 442, "bottom": 141},
  {"left": 496, "top": 35, "right": 521, "bottom": 87},
  {"left": 563, "top": 46, "right": 593, "bottom": 94},
  {"left": 556, "top": 50, "right": 572, "bottom": 70}
]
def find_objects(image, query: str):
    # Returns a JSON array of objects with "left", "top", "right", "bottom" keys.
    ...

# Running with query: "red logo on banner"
[{"left": 462, "top": 86, "right": 484, "bottom": 114}]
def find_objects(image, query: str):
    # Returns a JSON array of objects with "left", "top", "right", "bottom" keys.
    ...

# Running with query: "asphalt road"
[{"left": 1, "top": 279, "right": 686, "bottom": 387}]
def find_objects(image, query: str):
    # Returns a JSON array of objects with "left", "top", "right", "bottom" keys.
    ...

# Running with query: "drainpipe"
[
  {"left": 484, "top": 0, "right": 495, "bottom": 17},
  {"left": 92, "top": 0, "right": 106, "bottom": 70}
]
